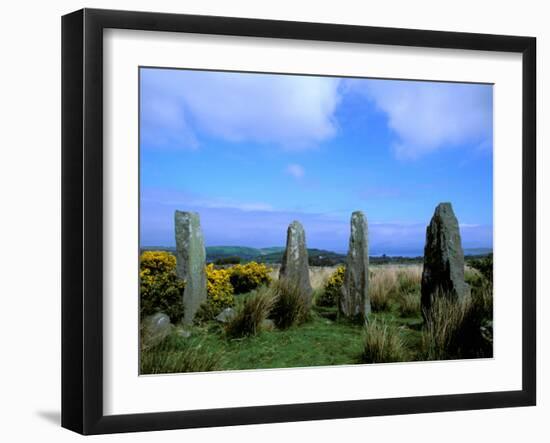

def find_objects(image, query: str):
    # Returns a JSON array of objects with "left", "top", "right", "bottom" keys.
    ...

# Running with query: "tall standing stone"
[
  {"left": 279, "top": 221, "right": 312, "bottom": 307},
  {"left": 421, "top": 202, "right": 468, "bottom": 315},
  {"left": 340, "top": 211, "right": 370, "bottom": 323},
  {"left": 175, "top": 211, "right": 207, "bottom": 325}
]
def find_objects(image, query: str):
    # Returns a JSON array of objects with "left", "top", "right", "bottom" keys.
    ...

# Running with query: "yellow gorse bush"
[
  {"left": 139, "top": 251, "right": 185, "bottom": 322},
  {"left": 140, "top": 250, "right": 177, "bottom": 274},
  {"left": 205, "top": 264, "right": 234, "bottom": 312},
  {"left": 229, "top": 261, "right": 272, "bottom": 294},
  {"left": 140, "top": 252, "right": 271, "bottom": 323},
  {"left": 317, "top": 266, "right": 345, "bottom": 307}
]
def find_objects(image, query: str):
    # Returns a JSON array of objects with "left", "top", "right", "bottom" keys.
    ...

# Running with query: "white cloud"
[
  {"left": 199, "top": 199, "right": 274, "bottom": 212},
  {"left": 346, "top": 79, "right": 493, "bottom": 159},
  {"left": 141, "top": 188, "right": 273, "bottom": 213},
  {"left": 140, "top": 94, "right": 199, "bottom": 150},
  {"left": 141, "top": 69, "right": 342, "bottom": 150},
  {"left": 285, "top": 163, "right": 305, "bottom": 179},
  {"left": 142, "top": 70, "right": 492, "bottom": 159}
]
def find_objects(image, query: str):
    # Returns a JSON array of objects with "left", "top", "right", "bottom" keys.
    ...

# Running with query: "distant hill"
[
  {"left": 258, "top": 248, "right": 345, "bottom": 265},
  {"left": 204, "top": 246, "right": 263, "bottom": 261},
  {"left": 464, "top": 247, "right": 493, "bottom": 256},
  {"left": 204, "top": 246, "right": 346, "bottom": 265},
  {"left": 141, "top": 245, "right": 346, "bottom": 265},
  {"left": 140, "top": 245, "right": 491, "bottom": 265}
]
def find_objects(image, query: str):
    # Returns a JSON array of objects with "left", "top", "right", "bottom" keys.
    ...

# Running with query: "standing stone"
[
  {"left": 421, "top": 202, "right": 469, "bottom": 315},
  {"left": 340, "top": 211, "right": 370, "bottom": 323},
  {"left": 175, "top": 211, "right": 207, "bottom": 325},
  {"left": 279, "top": 221, "right": 313, "bottom": 307}
]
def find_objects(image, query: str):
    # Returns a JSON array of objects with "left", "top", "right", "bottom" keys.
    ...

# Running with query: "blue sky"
[{"left": 140, "top": 68, "right": 493, "bottom": 255}]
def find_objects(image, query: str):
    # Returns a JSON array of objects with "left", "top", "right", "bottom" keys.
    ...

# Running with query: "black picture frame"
[{"left": 61, "top": 8, "right": 536, "bottom": 435}]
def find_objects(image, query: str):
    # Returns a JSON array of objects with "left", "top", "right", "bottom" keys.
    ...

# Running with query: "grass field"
[
  {"left": 141, "top": 301, "right": 427, "bottom": 374},
  {"left": 141, "top": 262, "right": 494, "bottom": 375}
]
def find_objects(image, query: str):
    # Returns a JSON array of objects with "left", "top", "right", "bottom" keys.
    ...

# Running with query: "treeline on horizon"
[{"left": 140, "top": 245, "right": 492, "bottom": 267}]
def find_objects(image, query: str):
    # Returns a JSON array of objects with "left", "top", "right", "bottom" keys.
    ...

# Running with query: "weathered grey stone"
[
  {"left": 175, "top": 211, "right": 207, "bottom": 325},
  {"left": 141, "top": 313, "right": 172, "bottom": 349},
  {"left": 260, "top": 319, "right": 275, "bottom": 331},
  {"left": 178, "top": 329, "right": 192, "bottom": 339},
  {"left": 215, "top": 307, "right": 236, "bottom": 323},
  {"left": 421, "top": 202, "right": 469, "bottom": 315},
  {"left": 279, "top": 221, "right": 312, "bottom": 307},
  {"left": 340, "top": 211, "right": 370, "bottom": 322}
]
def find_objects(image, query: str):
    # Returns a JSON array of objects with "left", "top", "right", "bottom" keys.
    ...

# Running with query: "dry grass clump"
[
  {"left": 225, "top": 286, "right": 277, "bottom": 338},
  {"left": 361, "top": 319, "right": 407, "bottom": 363},
  {"left": 140, "top": 335, "right": 221, "bottom": 374},
  {"left": 271, "top": 279, "right": 309, "bottom": 329},
  {"left": 369, "top": 267, "right": 398, "bottom": 312},
  {"left": 225, "top": 279, "right": 312, "bottom": 337},
  {"left": 396, "top": 266, "right": 422, "bottom": 294},
  {"left": 471, "top": 280, "right": 493, "bottom": 320},
  {"left": 421, "top": 295, "right": 468, "bottom": 360},
  {"left": 397, "top": 292, "right": 421, "bottom": 317},
  {"left": 309, "top": 266, "right": 339, "bottom": 290},
  {"left": 270, "top": 265, "right": 339, "bottom": 291},
  {"left": 464, "top": 265, "right": 481, "bottom": 283},
  {"left": 268, "top": 265, "right": 280, "bottom": 282},
  {"left": 369, "top": 265, "right": 422, "bottom": 313},
  {"left": 421, "top": 283, "right": 493, "bottom": 360}
]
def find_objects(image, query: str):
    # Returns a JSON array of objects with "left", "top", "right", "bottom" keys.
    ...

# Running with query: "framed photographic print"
[{"left": 61, "top": 8, "right": 536, "bottom": 435}]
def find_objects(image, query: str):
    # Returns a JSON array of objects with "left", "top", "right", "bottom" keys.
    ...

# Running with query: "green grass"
[
  {"left": 143, "top": 304, "right": 426, "bottom": 373},
  {"left": 141, "top": 264, "right": 492, "bottom": 374},
  {"left": 192, "top": 311, "right": 367, "bottom": 370}
]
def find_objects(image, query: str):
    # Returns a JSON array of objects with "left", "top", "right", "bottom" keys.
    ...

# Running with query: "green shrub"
[
  {"left": 193, "top": 302, "right": 219, "bottom": 325},
  {"left": 361, "top": 319, "right": 407, "bottom": 363},
  {"left": 270, "top": 280, "right": 309, "bottom": 329},
  {"left": 229, "top": 262, "right": 272, "bottom": 294},
  {"left": 214, "top": 256, "right": 241, "bottom": 265},
  {"left": 140, "top": 251, "right": 185, "bottom": 323},
  {"left": 309, "top": 255, "right": 340, "bottom": 266},
  {"left": 465, "top": 267, "right": 482, "bottom": 286},
  {"left": 469, "top": 253, "right": 493, "bottom": 281},
  {"left": 456, "top": 281, "right": 493, "bottom": 358},
  {"left": 317, "top": 266, "right": 345, "bottom": 307},
  {"left": 225, "top": 287, "right": 276, "bottom": 338}
]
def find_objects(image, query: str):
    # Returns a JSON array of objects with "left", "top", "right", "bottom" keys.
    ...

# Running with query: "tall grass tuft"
[
  {"left": 397, "top": 292, "right": 421, "bottom": 317},
  {"left": 421, "top": 295, "right": 467, "bottom": 360},
  {"left": 421, "top": 283, "right": 493, "bottom": 360},
  {"left": 396, "top": 266, "right": 422, "bottom": 294},
  {"left": 460, "top": 280, "right": 493, "bottom": 357},
  {"left": 361, "top": 319, "right": 407, "bottom": 363},
  {"left": 369, "top": 268, "right": 397, "bottom": 312},
  {"left": 140, "top": 334, "right": 221, "bottom": 374},
  {"left": 369, "top": 266, "right": 422, "bottom": 313},
  {"left": 271, "top": 279, "right": 309, "bottom": 329},
  {"left": 225, "top": 286, "right": 276, "bottom": 338}
]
